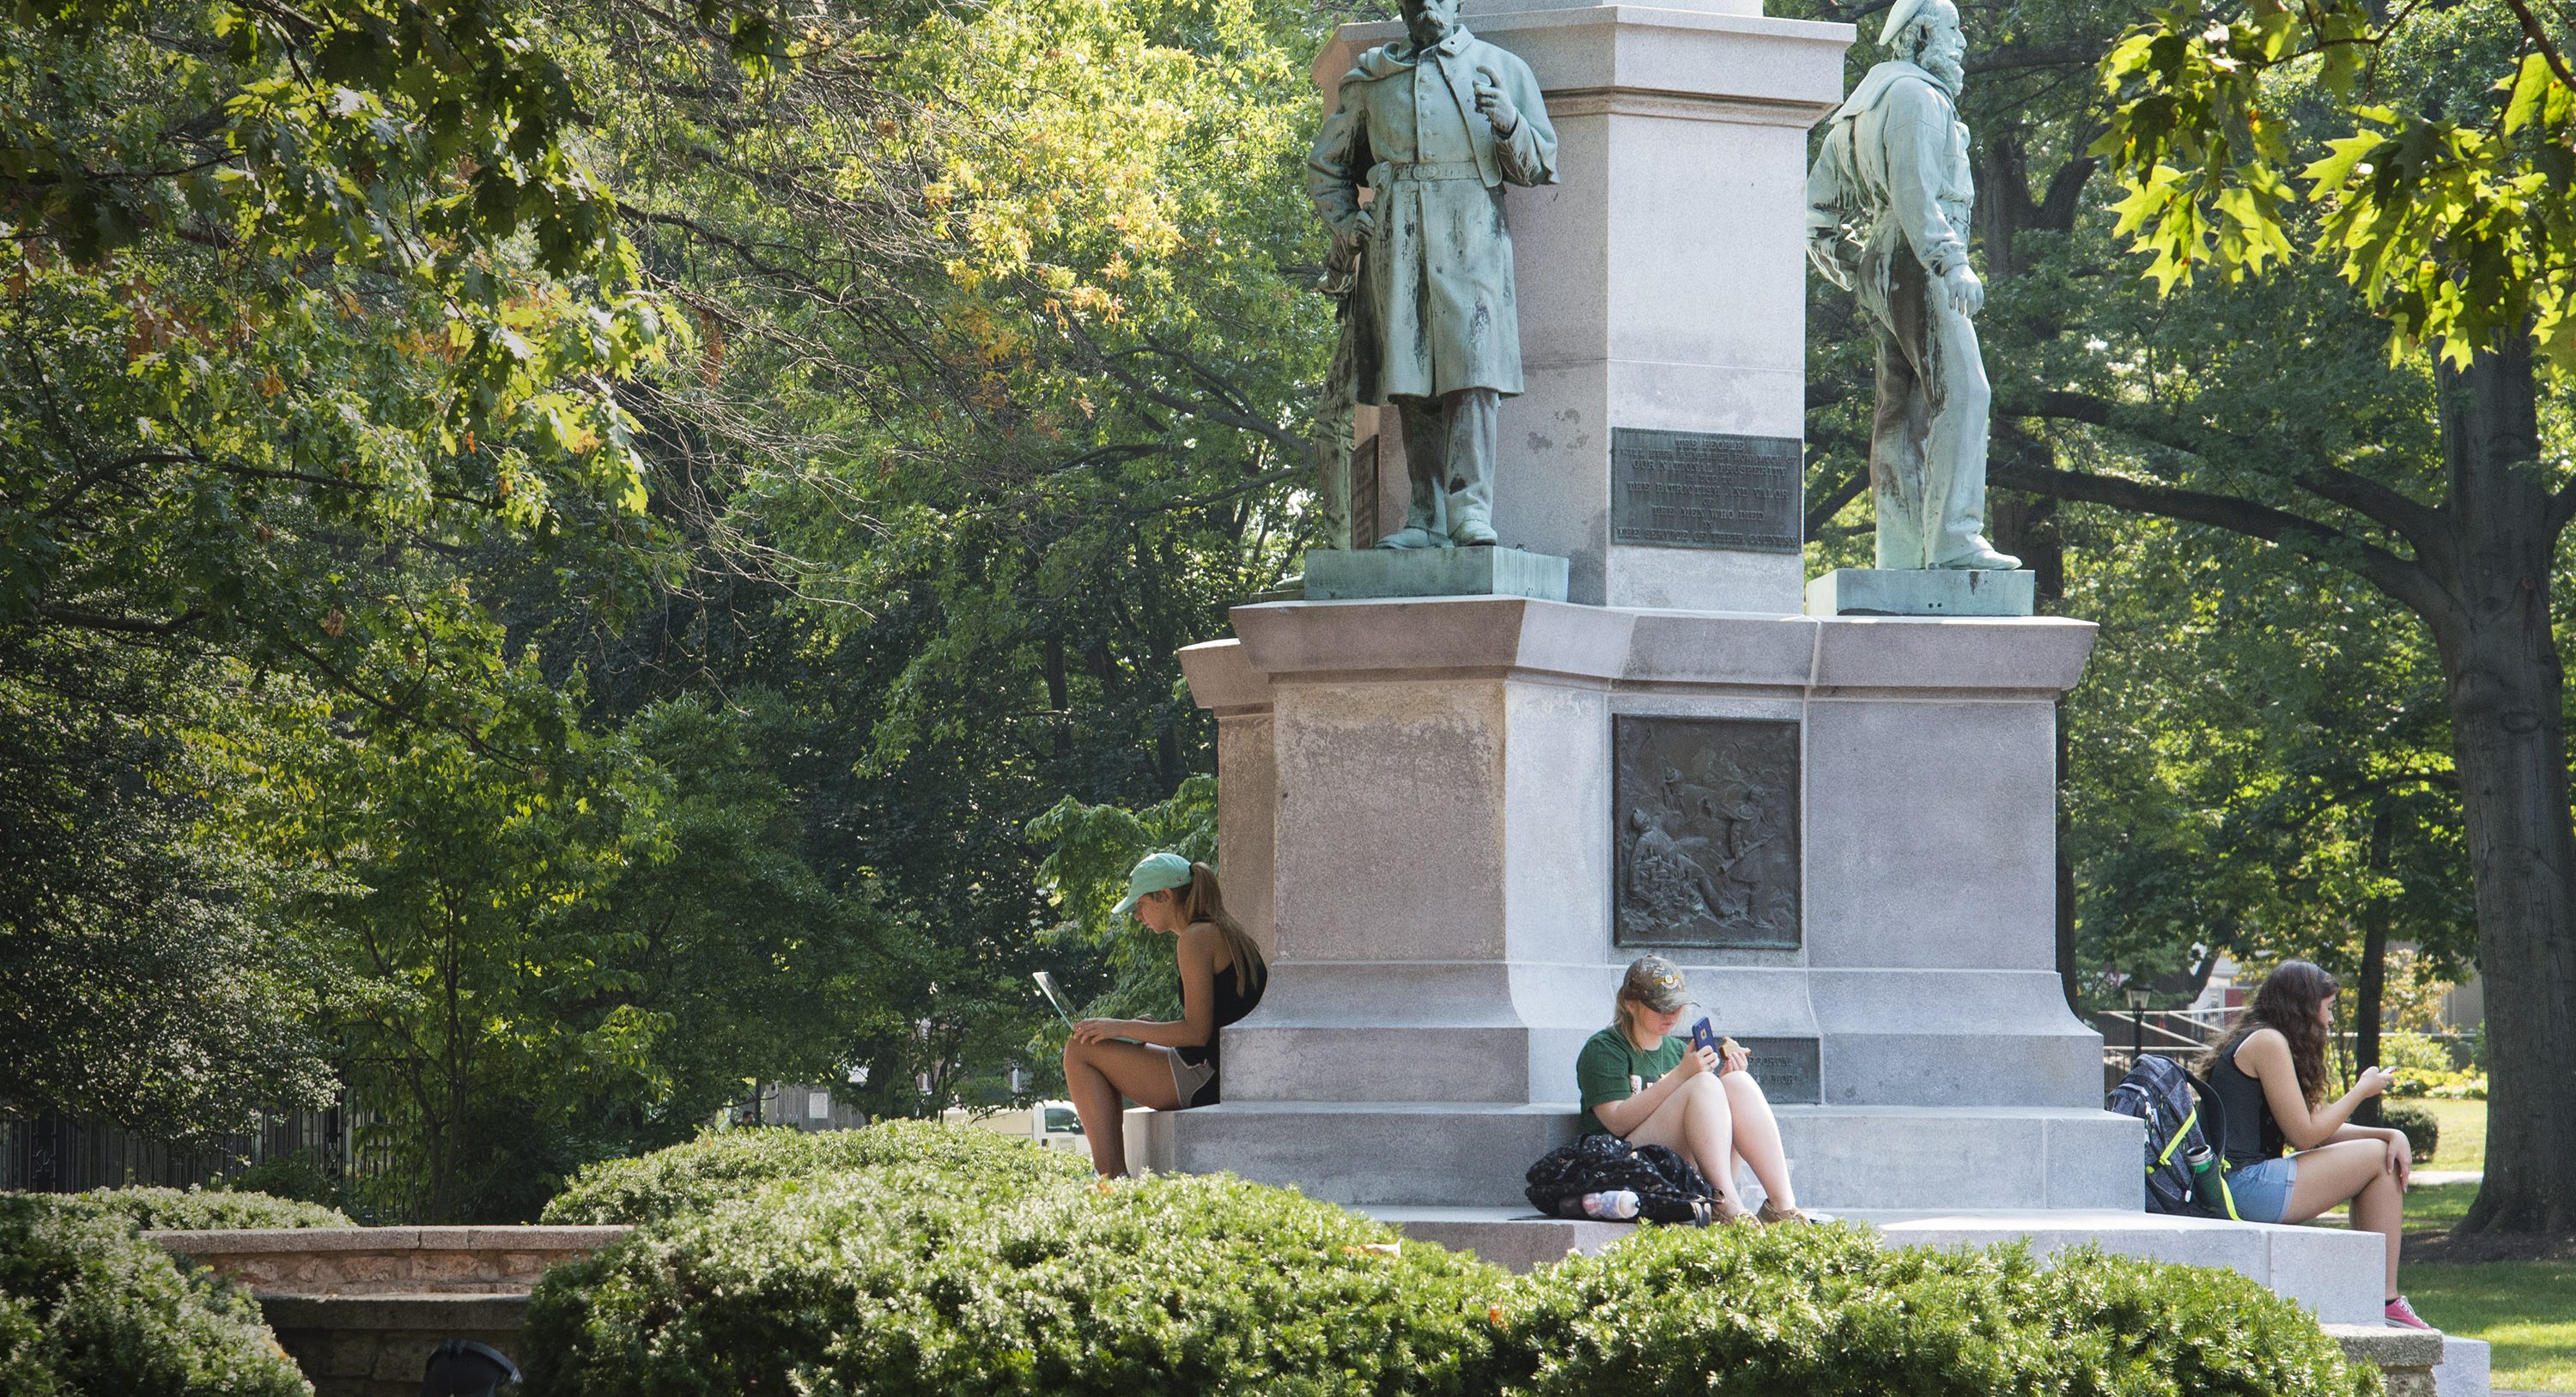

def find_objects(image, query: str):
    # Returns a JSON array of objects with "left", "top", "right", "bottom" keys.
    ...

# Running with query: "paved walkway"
[{"left": 2415, "top": 1170, "right": 2483, "bottom": 1186}]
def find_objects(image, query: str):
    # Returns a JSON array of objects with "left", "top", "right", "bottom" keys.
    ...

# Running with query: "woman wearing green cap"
[
  {"left": 1061, "top": 853, "right": 1268, "bottom": 1176},
  {"left": 1576, "top": 953, "right": 1807, "bottom": 1223}
]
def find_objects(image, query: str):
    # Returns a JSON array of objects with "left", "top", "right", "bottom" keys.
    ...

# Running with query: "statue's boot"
[
  {"left": 1934, "top": 537, "right": 2020, "bottom": 569},
  {"left": 1376, "top": 526, "right": 1447, "bottom": 549},
  {"left": 1449, "top": 518, "right": 1498, "bottom": 546}
]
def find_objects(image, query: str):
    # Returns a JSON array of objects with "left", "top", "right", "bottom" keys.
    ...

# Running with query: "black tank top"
[
  {"left": 2208, "top": 1039, "right": 2287, "bottom": 1170},
  {"left": 1173, "top": 945, "right": 1267, "bottom": 1102}
]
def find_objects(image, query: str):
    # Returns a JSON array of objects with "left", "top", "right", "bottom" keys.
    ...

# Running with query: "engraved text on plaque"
[{"left": 1610, "top": 428, "right": 1802, "bottom": 552}]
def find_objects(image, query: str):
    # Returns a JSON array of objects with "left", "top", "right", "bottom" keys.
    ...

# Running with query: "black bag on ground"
[
  {"left": 2105, "top": 1053, "right": 2240, "bottom": 1219},
  {"left": 1524, "top": 1132, "right": 1716, "bottom": 1224}
]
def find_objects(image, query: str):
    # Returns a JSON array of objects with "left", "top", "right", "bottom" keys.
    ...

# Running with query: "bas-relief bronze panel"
[{"left": 1612, "top": 715, "right": 1800, "bottom": 951}]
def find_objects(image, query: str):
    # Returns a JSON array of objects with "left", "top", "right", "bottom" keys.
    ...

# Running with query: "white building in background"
[{"left": 713, "top": 1079, "right": 1085, "bottom": 1152}]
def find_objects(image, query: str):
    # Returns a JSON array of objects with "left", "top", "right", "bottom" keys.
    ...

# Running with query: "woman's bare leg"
[
  {"left": 2281, "top": 1138, "right": 2404, "bottom": 1299},
  {"left": 1061, "top": 1040, "right": 1182, "bottom": 1176},
  {"left": 1625, "top": 1074, "right": 1744, "bottom": 1208},
  {"left": 1719, "top": 1072, "right": 1796, "bottom": 1211}
]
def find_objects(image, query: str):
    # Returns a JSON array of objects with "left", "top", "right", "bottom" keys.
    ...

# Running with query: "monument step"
[
  {"left": 1369, "top": 1206, "right": 2485, "bottom": 1395},
  {"left": 1364, "top": 1205, "right": 2385, "bottom": 1326},
  {"left": 1137, "top": 1101, "right": 2142, "bottom": 1212}
]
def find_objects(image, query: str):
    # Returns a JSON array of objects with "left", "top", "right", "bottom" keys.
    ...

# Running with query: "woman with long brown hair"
[
  {"left": 1060, "top": 853, "right": 1268, "bottom": 1177},
  {"left": 2199, "top": 959, "right": 2424, "bottom": 1328}
]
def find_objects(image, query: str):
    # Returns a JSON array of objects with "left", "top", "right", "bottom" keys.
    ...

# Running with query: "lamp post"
[{"left": 2124, "top": 985, "right": 2152, "bottom": 1065}]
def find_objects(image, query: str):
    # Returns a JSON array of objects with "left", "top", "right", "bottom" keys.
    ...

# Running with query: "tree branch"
[
  {"left": 2550, "top": 476, "right": 2576, "bottom": 538},
  {"left": 2500, "top": 0, "right": 2576, "bottom": 89},
  {"left": 35, "top": 604, "right": 206, "bottom": 636},
  {"left": 2010, "top": 387, "right": 2445, "bottom": 551},
  {"left": 1988, "top": 460, "right": 2447, "bottom": 619},
  {"left": 2287, "top": 464, "right": 2445, "bottom": 553},
  {"left": 1806, "top": 466, "right": 1868, "bottom": 535}
]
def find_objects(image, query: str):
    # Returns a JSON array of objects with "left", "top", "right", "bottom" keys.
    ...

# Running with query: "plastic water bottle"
[{"left": 1581, "top": 1190, "right": 1640, "bottom": 1220}]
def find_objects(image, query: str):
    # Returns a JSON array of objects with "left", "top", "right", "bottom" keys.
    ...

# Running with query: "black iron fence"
[{"left": 2, "top": 1093, "right": 429, "bottom": 1222}]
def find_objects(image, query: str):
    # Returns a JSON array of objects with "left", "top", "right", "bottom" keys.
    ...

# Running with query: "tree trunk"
[
  {"left": 2426, "top": 343, "right": 2576, "bottom": 1235},
  {"left": 2354, "top": 802, "right": 2393, "bottom": 1129}
]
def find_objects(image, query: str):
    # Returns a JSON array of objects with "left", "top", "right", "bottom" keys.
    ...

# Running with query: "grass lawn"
[
  {"left": 2410, "top": 1097, "right": 2487, "bottom": 1171},
  {"left": 2401, "top": 1260, "right": 2576, "bottom": 1394},
  {"left": 2306, "top": 1162, "right": 2571, "bottom": 1392}
]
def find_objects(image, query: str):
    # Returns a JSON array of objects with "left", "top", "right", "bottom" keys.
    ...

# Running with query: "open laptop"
[{"left": 1032, "top": 971, "right": 1079, "bottom": 1028}]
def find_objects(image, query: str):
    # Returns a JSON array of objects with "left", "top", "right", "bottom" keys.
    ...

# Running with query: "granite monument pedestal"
[{"left": 1151, "top": 597, "right": 2129, "bottom": 1214}]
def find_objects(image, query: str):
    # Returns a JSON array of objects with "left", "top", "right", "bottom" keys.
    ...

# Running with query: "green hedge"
[
  {"left": 526, "top": 1166, "right": 1521, "bottom": 1396},
  {"left": 54, "top": 1186, "right": 351, "bottom": 1232},
  {"left": 522, "top": 1128, "right": 2379, "bottom": 1397},
  {"left": 1515, "top": 1222, "right": 2378, "bottom": 1397},
  {"left": 0, "top": 1195, "right": 310, "bottom": 1397},
  {"left": 538, "top": 1120, "right": 1089, "bottom": 1225}
]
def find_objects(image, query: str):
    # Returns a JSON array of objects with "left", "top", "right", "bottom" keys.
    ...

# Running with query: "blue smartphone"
[{"left": 1690, "top": 1017, "right": 1719, "bottom": 1055}]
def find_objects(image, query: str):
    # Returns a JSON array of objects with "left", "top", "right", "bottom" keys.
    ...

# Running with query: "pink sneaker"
[{"left": 2384, "top": 1296, "right": 2433, "bottom": 1330}]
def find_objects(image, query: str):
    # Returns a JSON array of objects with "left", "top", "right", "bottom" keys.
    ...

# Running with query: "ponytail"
[{"left": 1181, "top": 862, "right": 1266, "bottom": 997}]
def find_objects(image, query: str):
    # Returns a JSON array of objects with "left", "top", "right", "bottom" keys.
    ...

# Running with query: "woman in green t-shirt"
[{"left": 1575, "top": 954, "right": 1807, "bottom": 1224}]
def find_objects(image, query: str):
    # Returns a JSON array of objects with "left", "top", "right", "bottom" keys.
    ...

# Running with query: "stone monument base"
[
  {"left": 1135, "top": 1102, "right": 2136, "bottom": 1212},
  {"left": 1302, "top": 547, "right": 1571, "bottom": 601},
  {"left": 1362, "top": 1205, "right": 2386, "bottom": 1320},
  {"left": 1807, "top": 568, "right": 2036, "bottom": 617}
]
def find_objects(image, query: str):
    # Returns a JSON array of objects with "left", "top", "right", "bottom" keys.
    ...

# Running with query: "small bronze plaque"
[
  {"left": 1613, "top": 715, "right": 1800, "bottom": 950},
  {"left": 1611, "top": 428, "right": 1803, "bottom": 552}
]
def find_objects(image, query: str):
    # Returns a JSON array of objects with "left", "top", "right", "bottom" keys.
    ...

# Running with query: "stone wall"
[
  {"left": 149, "top": 1224, "right": 629, "bottom": 1296},
  {"left": 151, "top": 1226, "right": 629, "bottom": 1397},
  {"left": 2324, "top": 1324, "right": 2446, "bottom": 1397},
  {"left": 261, "top": 1295, "right": 529, "bottom": 1397}
]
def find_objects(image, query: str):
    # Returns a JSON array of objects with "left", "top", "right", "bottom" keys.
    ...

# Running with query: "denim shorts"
[{"left": 2224, "top": 1157, "right": 2300, "bottom": 1224}]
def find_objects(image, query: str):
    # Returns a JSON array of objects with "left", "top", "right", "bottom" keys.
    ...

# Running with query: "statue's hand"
[
  {"left": 1329, "top": 208, "right": 1375, "bottom": 255},
  {"left": 1941, "top": 262, "right": 1985, "bottom": 318},
  {"left": 1473, "top": 66, "right": 1520, "bottom": 137}
]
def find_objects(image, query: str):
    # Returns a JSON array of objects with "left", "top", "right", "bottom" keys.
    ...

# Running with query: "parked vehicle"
[{"left": 942, "top": 1102, "right": 1085, "bottom": 1151}]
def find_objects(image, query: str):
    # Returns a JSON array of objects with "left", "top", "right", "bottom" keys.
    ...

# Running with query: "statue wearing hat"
[
  {"left": 1307, "top": 0, "right": 1557, "bottom": 550},
  {"left": 1805, "top": 0, "right": 2019, "bottom": 572}
]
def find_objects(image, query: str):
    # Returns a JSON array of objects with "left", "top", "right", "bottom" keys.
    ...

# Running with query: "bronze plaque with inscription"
[
  {"left": 1610, "top": 428, "right": 1803, "bottom": 552},
  {"left": 1613, "top": 715, "right": 1800, "bottom": 950}
]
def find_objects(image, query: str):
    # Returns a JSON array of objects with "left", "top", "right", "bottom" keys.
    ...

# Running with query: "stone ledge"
[
  {"left": 150, "top": 1225, "right": 630, "bottom": 1297},
  {"left": 149, "top": 1224, "right": 629, "bottom": 1254},
  {"left": 2323, "top": 1322, "right": 2445, "bottom": 1397},
  {"left": 1201, "top": 597, "right": 2100, "bottom": 695},
  {"left": 1370, "top": 1206, "right": 2387, "bottom": 1328}
]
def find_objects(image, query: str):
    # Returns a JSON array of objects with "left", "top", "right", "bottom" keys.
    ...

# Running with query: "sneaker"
[{"left": 2383, "top": 1296, "right": 2433, "bottom": 1330}]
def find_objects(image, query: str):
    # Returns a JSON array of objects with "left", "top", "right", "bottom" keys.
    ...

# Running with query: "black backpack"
[
  {"left": 1524, "top": 1133, "right": 1720, "bottom": 1224},
  {"left": 2106, "top": 1054, "right": 2240, "bottom": 1220}
]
